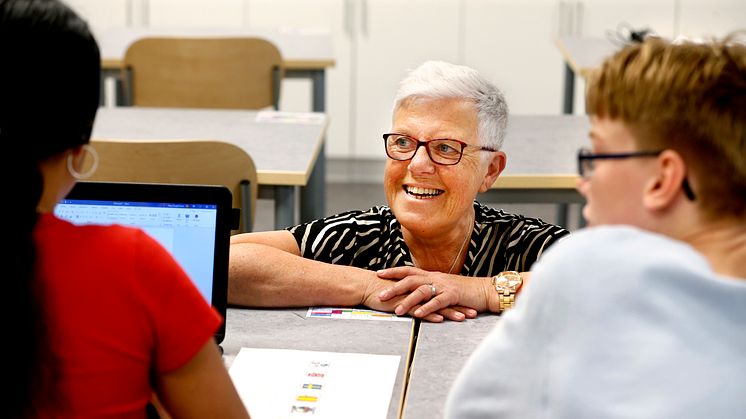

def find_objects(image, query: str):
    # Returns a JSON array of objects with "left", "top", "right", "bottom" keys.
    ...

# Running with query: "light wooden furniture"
[
  {"left": 91, "top": 107, "right": 328, "bottom": 230},
  {"left": 88, "top": 138, "right": 258, "bottom": 233},
  {"left": 98, "top": 27, "right": 334, "bottom": 112},
  {"left": 122, "top": 37, "right": 283, "bottom": 110},
  {"left": 99, "top": 28, "right": 333, "bottom": 221}
]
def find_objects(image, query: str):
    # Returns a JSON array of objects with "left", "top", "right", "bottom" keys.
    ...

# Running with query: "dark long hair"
[{"left": 0, "top": 0, "right": 100, "bottom": 416}]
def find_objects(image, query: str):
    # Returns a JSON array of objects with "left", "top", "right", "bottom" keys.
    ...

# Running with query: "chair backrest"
[
  {"left": 123, "top": 37, "right": 283, "bottom": 109},
  {"left": 87, "top": 139, "right": 258, "bottom": 233}
]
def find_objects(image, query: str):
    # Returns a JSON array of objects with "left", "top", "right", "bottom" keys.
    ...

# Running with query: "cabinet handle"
[
  {"left": 142, "top": 0, "right": 150, "bottom": 27},
  {"left": 344, "top": 0, "right": 353, "bottom": 38},
  {"left": 126, "top": 0, "right": 132, "bottom": 27},
  {"left": 559, "top": 0, "right": 568, "bottom": 37},
  {"left": 361, "top": 0, "right": 368, "bottom": 37}
]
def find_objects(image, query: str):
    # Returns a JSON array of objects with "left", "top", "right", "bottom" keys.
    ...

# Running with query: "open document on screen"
[{"left": 55, "top": 199, "right": 218, "bottom": 304}]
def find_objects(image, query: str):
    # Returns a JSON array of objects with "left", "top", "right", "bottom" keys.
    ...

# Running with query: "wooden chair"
[
  {"left": 87, "top": 139, "right": 258, "bottom": 233},
  {"left": 122, "top": 37, "right": 283, "bottom": 109}
]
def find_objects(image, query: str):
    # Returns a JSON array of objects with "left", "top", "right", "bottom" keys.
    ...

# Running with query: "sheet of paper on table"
[
  {"left": 306, "top": 307, "right": 412, "bottom": 322},
  {"left": 256, "top": 110, "right": 325, "bottom": 124},
  {"left": 229, "top": 347, "right": 400, "bottom": 419}
]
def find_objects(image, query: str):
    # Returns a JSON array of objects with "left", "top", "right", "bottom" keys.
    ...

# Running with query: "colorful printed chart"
[
  {"left": 229, "top": 347, "right": 400, "bottom": 419},
  {"left": 306, "top": 307, "right": 411, "bottom": 322}
]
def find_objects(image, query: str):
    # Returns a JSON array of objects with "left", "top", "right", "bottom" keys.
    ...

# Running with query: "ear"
[
  {"left": 69, "top": 145, "right": 87, "bottom": 171},
  {"left": 478, "top": 151, "right": 507, "bottom": 193},
  {"left": 642, "top": 150, "right": 688, "bottom": 211}
]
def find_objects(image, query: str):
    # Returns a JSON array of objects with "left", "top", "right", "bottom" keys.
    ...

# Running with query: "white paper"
[
  {"left": 255, "top": 111, "right": 325, "bottom": 124},
  {"left": 306, "top": 307, "right": 412, "bottom": 322},
  {"left": 230, "top": 347, "right": 401, "bottom": 419}
]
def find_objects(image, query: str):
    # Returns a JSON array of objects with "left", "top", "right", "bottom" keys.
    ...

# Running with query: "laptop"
[{"left": 54, "top": 181, "right": 235, "bottom": 344}]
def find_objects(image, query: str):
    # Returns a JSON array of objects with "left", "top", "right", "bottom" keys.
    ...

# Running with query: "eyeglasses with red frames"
[
  {"left": 383, "top": 133, "right": 498, "bottom": 166},
  {"left": 577, "top": 147, "right": 696, "bottom": 201}
]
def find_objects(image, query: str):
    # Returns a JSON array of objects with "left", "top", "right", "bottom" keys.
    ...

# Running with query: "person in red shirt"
[{"left": 1, "top": 0, "right": 250, "bottom": 417}]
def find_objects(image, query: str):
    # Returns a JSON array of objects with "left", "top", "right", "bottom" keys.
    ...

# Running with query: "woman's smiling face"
[{"left": 384, "top": 97, "right": 497, "bottom": 236}]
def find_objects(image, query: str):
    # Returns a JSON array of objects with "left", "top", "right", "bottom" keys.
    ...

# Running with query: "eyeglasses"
[
  {"left": 577, "top": 147, "right": 696, "bottom": 201},
  {"left": 577, "top": 147, "right": 662, "bottom": 178},
  {"left": 383, "top": 133, "right": 497, "bottom": 166}
]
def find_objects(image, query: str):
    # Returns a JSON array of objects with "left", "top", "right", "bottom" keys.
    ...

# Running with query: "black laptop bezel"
[{"left": 64, "top": 181, "right": 232, "bottom": 344}]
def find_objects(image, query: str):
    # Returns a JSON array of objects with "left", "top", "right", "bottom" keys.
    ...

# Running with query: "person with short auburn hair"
[{"left": 446, "top": 33, "right": 746, "bottom": 418}]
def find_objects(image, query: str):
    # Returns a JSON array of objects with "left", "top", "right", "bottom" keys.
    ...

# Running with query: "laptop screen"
[{"left": 55, "top": 182, "right": 233, "bottom": 343}]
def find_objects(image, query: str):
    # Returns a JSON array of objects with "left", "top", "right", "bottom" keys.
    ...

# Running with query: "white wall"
[{"left": 66, "top": 0, "right": 746, "bottom": 159}]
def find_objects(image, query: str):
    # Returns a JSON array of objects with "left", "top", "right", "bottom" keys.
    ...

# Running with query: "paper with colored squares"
[
  {"left": 306, "top": 307, "right": 411, "bottom": 322},
  {"left": 229, "top": 347, "right": 400, "bottom": 418}
]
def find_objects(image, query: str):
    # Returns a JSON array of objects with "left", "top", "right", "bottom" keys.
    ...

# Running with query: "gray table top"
[
  {"left": 223, "top": 308, "right": 415, "bottom": 419},
  {"left": 500, "top": 114, "right": 590, "bottom": 176},
  {"left": 92, "top": 107, "right": 328, "bottom": 186},
  {"left": 485, "top": 114, "right": 590, "bottom": 190},
  {"left": 402, "top": 315, "right": 501, "bottom": 419}
]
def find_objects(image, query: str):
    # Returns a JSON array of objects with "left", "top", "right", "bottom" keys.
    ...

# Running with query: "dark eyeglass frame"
[
  {"left": 382, "top": 133, "right": 498, "bottom": 166},
  {"left": 577, "top": 147, "right": 696, "bottom": 201},
  {"left": 577, "top": 147, "right": 662, "bottom": 177}
]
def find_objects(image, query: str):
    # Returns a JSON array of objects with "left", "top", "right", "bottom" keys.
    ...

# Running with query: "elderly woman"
[{"left": 229, "top": 61, "right": 568, "bottom": 322}]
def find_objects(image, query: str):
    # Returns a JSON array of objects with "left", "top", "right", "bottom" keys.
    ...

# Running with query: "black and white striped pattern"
[{"left": 288, "top": 202, "right": 569, "bottom": 276}]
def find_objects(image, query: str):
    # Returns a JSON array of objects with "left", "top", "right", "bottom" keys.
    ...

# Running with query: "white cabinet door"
[
  {"left": 564, "top": 0, "right": 676, "bottom": 113},
  {"left": 248, "top": 0, "right": 461, "bottom": 159},
  {"left": 148, "top": 0, "right": 246, "bottom": 27},
  {"left": 245, "top": 0, "right": 341, "bottom": 28},
  {"left": 65, "top": 0, "right": 130, "bottom": 37},
  {"left": 463, "top": 0, "right": 563, "bottom": 115},
  {"left": 352, "top": 0, "right": 461, "bottom": 158},
  {"left": 246, "top": 0, "right": 352, "bottom": 157},
  {"left": 678, "top": 0, "right": 746, "bottom": 38},
  {"left": 577, "top": 0, "right": 676, "bottom": 39}
]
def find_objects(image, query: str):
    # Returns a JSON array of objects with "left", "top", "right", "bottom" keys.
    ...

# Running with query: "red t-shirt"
[{"left": 34, "top": 214, "right": 222, "bottom": 418}]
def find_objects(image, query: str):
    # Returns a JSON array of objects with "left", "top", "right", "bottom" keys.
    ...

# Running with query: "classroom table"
[
  {"left": 99, "top": 27, "right": 334, "bottom": 222},
  {"left": 554, "top": 37, "right": 621, "bottom": 114},
  {"left": 222, "top": 308, "right": 415, "bottom": 419},
  {"left": 91, "top": 107, "right": 328, "bottom": 229},
  {"left": 480, "top": 114, "right": 591, "bottom": 228},
  {"left": 98, "top": 26, "right": 335, "bottom": 112},
  {"left": 401, "top": 315, "right": 501, "bottom": 419}
]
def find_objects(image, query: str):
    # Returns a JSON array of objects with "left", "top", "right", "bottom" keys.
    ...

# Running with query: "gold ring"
[{"left": 429, "top": 283, "right": 437, "bottom": 297}]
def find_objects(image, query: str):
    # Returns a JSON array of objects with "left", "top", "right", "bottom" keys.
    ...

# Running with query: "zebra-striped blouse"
[{"left": 287, "top": 202, "right": 569, "bottom": 276}]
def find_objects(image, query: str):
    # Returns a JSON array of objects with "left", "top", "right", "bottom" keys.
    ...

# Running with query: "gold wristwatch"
[{"left": 493, "top": 271, "right": 523, "bottom": 313}]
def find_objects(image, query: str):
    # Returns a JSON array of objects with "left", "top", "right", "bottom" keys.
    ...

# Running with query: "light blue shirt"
[{"left": 445, "top": 226, "right": 746, "bottom": 419}]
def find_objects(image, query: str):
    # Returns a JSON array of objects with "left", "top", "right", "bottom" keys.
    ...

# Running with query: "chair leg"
[
  {"left": 271, "top": 66, "right": 281, "bottom": 110},
  {"left": 119, "top": 67, "right": 134, "bottom": 106},
  {"left": 240, "top": 180, "right": 252, "bottom": 233}
]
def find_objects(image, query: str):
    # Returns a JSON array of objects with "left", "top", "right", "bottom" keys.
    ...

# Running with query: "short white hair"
[{"left": 393, "top": 60, "right": 509, "bottom": 150}]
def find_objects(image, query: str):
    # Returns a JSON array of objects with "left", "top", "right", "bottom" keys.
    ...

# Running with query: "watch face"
[{"left": 496, "top": 272, "right": 522, "bottom": 291}]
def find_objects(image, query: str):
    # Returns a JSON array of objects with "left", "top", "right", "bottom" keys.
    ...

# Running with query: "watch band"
[{"left": 497, "top": 291, "right": 516, "bottom": 312}]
